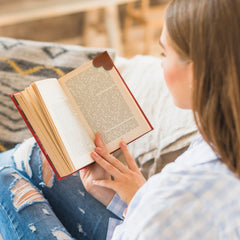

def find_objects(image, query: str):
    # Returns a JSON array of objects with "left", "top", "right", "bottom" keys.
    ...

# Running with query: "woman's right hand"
[{"left": 80, "top": 134, "right": 116, "bottom": 206}]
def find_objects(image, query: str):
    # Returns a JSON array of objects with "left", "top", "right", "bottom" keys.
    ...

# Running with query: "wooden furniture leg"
[
  {"left": 104, "top": 4, "right": 123, "bottom": 55},
  {"left": 82, "top": 9, "right": 101, "bottom": 47},
  {"left": 123, "top": 2, "right": 135, "bottom": 44}
]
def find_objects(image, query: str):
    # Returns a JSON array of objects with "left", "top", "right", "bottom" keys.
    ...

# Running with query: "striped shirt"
[{"left": 107, "top": 132, "right": 240, "bottom": 239}]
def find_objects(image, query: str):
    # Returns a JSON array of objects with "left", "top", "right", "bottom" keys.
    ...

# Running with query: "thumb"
[{"left": 92, "top": 179, "right": 117, "bottom": 192}]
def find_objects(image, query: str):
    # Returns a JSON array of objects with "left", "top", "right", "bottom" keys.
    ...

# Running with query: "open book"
[{"left": 10, "top": 51, "right": 153, "bottom": 179}]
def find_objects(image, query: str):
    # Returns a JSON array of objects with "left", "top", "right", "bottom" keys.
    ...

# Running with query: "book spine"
[{"left": 10, "top": 93, "right": 62, "bottom": 180}]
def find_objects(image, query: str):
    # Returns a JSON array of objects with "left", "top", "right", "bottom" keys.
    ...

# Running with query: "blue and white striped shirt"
[{"left": 108, "top": 133, "right": 240, "bottom": 239}]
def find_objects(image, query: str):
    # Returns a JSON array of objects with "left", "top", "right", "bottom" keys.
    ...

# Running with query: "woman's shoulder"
[
  {"left": 125, "top": 145, "right": 240, "bottom": 239},
  {"left": 130, "top": 131, "right": 240, "bottom": 221},
  {"left": 147, "top": 132, "right": 240, "bottom": 200}
]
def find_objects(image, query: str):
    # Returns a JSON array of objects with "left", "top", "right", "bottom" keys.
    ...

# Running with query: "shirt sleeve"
[
  {"left": 111, "top": 188, "right": 216, "bottom": 240},
  {"left": 112, "top": 161, "right": 215, "bottom": 239},
  {"left": 107, "top": 193, "right": 127, "bottom": 219}
]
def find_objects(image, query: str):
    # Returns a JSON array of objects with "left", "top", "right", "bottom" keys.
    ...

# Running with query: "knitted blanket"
[{"left": 0, "top": 37, "right": 115, "bottom": 151}]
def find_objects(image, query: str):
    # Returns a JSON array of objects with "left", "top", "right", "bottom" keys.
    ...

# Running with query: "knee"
[
  {"left": 0, "top": 168, "right": 45, "bottom": 212},
  {"left": 0, "top": 138, "right": 55, "bottom": 188},
  {"left": 12, "top": 138, "right": 36, "bottom": 178},
  {"left": 0, "top": 138, "right": 37, "bottom": 179},
  {"left": 14, "top": 138, "right": 55, "bottom": 188},
  {"left": 0, "top": 148, "right": 15, "bottom": 168},
  {"left": 0, "top": 167, "right": 16, "bottom": 185}
]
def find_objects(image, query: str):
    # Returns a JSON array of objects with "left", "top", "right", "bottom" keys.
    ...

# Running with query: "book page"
[
  {"left": 34, "top": 79, "right": 95, "bottom": 170},
  {"left": 59, "top": 60, "right": 152, "bottom": 152},
  {"left": 14, "top": 90, "right": 72, "bottom": 177}
]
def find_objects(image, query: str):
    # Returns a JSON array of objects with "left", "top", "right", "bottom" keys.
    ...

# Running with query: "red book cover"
[
  {"left": 10, "top": 93, "right": 63, "bottom": 179},
  {"left": 10, "top": 51, "right": 153, "bottom": 180}
]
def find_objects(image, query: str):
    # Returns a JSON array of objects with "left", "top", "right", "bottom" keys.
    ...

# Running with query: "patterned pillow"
[{"left": 0, "top": 37, "right": 116, "bottom": 151}]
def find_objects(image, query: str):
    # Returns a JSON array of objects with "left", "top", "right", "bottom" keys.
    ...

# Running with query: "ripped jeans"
[{"left": 0, "top": 138, "right": 120, "bottom": 240}]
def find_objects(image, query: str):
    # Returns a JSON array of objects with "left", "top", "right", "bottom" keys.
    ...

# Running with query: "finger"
[
  {"left": 120, "top": 141, "right": 140, "bottom": 172},
  {"left": 92, "top": 179, "right": 117, "bottom": 192},
  {"left": 95, "top": 147, "right": 129, "bottom": 174},
  {"left": 95, "top": 133, "right": 105, "bottom": 148},
  {"left": 80, "top": 166, "right": 88, "bottom": 173},
  {"left": 79, "top": 166, "right": 88, "bottom": 178},
  {"left": 91, "top": 151, "right": 122, "bottom": 178}
]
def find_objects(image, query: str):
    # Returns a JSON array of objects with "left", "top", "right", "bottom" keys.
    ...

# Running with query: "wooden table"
[{"left": 0, "top": 0, "right": 138, "bottom": 55}]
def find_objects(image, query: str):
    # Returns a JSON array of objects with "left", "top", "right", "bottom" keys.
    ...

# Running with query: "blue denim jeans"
[{"left": 0, "top": 139, "right": 120, "bottom": 240}]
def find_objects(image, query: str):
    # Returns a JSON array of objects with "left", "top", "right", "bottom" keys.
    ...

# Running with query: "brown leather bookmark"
[{"left": 92, "top": 51, "right": 113, "bottom": 71}]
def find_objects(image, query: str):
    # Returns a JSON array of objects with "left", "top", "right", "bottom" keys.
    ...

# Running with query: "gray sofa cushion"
[{"left": 0, "top": 37, "right": 115, "bottom": 151}]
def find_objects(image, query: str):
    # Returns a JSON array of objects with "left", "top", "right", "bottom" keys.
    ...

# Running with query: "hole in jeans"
[
  {"left": 77, "top": 224, "right": 87, "bottom": 236},
  {"left": 29, "top": 224, "right": 37, "bottom": 233},
  {"left": 13, "top": 138, "right": 36, "bottom": 178},
  {"left": 52, "top": 230, "right": 72, "bottom": 239},
  {"left": 42, "top": 208, "right": 50, "bottom": 215},
  {"left": 78, "top": 207, "right": 85, "bottom": 215},
  {"left": 41, "top": 152, "right": 54, "bottom": 188},
  {"left": 10, "top": 176, "right": 44, "bottom": 211}
]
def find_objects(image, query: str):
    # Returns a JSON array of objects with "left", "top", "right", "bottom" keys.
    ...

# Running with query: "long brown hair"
[{"left": 165, "top": 0, "right": 240, "bottom": 176}]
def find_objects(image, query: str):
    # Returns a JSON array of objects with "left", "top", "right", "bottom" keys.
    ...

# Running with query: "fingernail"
[
  {"left": 120, "top": 141, "right": 127, "bottom": 147},
  {"left": 80, "top": 167, "right": 88, "bottom": 173},
  {"left": 91, "top": 152, "right": 99, "bottom": 160},
  {"left": 96, "top": 147, "right": 102, "bottom": 152}
]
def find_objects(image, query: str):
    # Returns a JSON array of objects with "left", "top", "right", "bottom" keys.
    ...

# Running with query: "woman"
[{"left": 0, "top": 0, "right": 240, "bottom": 239}]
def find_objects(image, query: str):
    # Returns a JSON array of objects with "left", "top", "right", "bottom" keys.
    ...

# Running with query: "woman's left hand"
[{"left": 90, "top": 134, "right": 146, "bottom": 205}]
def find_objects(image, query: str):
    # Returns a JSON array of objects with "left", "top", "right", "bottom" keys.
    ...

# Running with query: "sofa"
[{"left": 0, "top": 37, "right": 197, "bottom": 179}]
